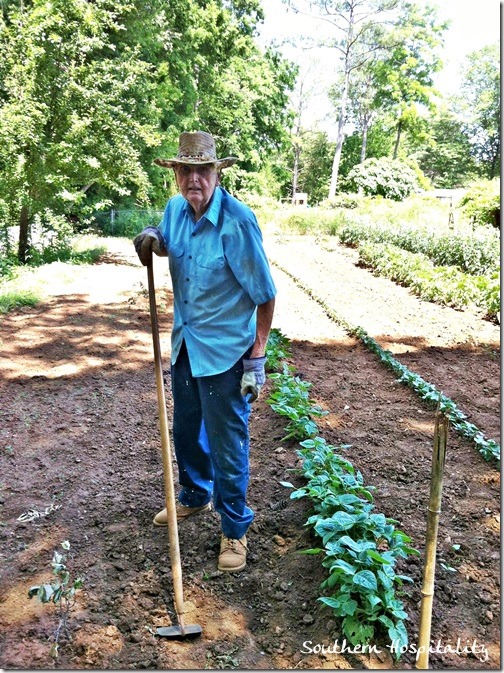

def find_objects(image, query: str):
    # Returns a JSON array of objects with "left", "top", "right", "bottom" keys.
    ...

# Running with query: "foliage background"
[{"left": 0, "top": 0, "right": 500, "bottom": 265}]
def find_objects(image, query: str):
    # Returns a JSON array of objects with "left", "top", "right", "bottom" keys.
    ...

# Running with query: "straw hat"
[{"left": 154, "top": 131, "right": 237, "bottom": 169}]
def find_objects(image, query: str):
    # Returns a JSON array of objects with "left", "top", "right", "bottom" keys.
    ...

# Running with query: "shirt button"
[
  {"left": 189, "top": 255, "right": 192, "bottom": 259},
  {"left": 191, "top": 233, "right": 196, "bottom": 237},
  {"left": 186, "top": 277, "right": 190, "bottom": 281},
  {"left": 183, "top": 321, "right": 187, "bottom": 326},
  {"left": 184, "top": 300, "right": 188, "bottom": 304}
]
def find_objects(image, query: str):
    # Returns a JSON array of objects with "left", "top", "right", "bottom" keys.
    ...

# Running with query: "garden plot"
[{"left": 0, "top": 236, "right": 499, "bottom": 669}]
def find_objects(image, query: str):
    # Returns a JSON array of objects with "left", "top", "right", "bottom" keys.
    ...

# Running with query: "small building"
[{"left": 293, "top": 192, "right": 308, "bottom": 207}]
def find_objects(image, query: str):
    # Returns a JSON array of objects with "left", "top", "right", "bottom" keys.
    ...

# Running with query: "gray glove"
[
  {"left": 240, "top": 356, "right": 266, "bottom": 402},
  {"left": 133, "top": 227, "right": 167, "bottom": 266}
]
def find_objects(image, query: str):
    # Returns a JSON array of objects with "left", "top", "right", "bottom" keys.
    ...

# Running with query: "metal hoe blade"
[{"left": 156, "top": 624, "right": 203, "bottom": 639}]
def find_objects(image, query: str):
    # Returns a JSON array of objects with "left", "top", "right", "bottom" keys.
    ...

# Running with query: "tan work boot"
[
  {"left": 218, "top": 535, "right": 247, "bottom": 573},
  {"left": 153, "top": 502, "right": 211, "bottom": 527}
]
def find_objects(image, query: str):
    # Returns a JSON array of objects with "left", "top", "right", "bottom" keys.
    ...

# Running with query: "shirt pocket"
[
  {"left": 168, "top": 244, "right": 185, "bottom": 281},
  {"left": 195, "top": 254, "right": 228, "bottom": 291}
]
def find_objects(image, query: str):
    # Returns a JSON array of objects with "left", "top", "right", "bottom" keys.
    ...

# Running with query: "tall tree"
[
  {"left": 288, "top": 61, "right": 318, "bottom": 203},
  {"left": 285, "top": 0, "right": 399, "bottom": 199},
  {"left": 0, "top": 0, "right": 162, "bottom": 262},
  {"left": 0, "top": 0, "right": 296, "bottom": 262},
  {"left": 296, "top": 130, "right": 335, "bottom": 204},
  {"left": 415, "top": 106, "right": 479, "bottom": 187},
  {"left": 373, "top": 1, "right": 447, "bottom": 158},
  {"left": 458, "top": 43, "right": 500, "bottom": 179}
]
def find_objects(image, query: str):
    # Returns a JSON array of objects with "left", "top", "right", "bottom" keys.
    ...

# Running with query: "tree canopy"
[
  {"left": 0, "top": 0, "right": 500, "bottom": 260},
  {"left": 0, "top": 0, "right": 296, "bottom": 261}
]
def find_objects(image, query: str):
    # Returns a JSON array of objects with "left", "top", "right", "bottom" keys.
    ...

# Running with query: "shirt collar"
[{"left": 182, "top": 186, "right": 222, "bottom": 228}]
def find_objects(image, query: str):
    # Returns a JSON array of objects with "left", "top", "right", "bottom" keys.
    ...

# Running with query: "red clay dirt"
[{"left": 0, "top": 234, "right": 499, "bottom": 670}]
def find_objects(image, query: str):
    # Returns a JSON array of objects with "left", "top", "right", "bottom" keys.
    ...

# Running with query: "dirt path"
[{"left": 0, "top": 236, "right": 499, "bottom": 670}]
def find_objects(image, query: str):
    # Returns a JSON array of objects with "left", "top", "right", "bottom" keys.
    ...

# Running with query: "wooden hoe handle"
[{"left": 147, "top": 262, "right": 186, "bottom": 631}]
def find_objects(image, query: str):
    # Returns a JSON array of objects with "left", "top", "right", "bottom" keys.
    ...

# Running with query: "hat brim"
[{"left": 154, "top": 157, "right": 237, "bottom": 169}]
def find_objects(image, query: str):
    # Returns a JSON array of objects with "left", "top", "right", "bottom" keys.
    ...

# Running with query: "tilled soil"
[{"left": 0, "top": 234, "right": 500, "bottom": 670}]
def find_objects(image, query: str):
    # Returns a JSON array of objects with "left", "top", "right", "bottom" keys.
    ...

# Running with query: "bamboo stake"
[{"left": 416, "top": 403, "right": 449, "bottom": 669}]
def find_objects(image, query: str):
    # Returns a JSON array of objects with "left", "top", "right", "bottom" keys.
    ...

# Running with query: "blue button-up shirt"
[{"left": 159, "top": 186, "right": 277, "bottom": 377}]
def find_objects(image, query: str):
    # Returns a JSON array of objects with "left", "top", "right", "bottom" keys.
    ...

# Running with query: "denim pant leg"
[
  {"left": 197, "top": 358, "right": 254, "bottom": 540},
  {"left": 171, "top": 343, "right": 214, "bottom": 507}
]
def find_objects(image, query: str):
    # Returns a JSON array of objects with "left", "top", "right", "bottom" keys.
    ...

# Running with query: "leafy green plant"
[
  {"left": 350, "top": 325, "right": 500, "bottom": 463},
  {"left": 291, "top": 437, "right": 418, "bottom": 654},
  {"left": 338, "top": 219, "right": 499, "bottom": 276},
  {"left": 459, "top": 179, "right": 500, "bottom": 227},
  {"left": 358, "top": 242, "right": 500, "bottom": 318},
  {"left": 342, "top": 158, "right": 420, "bottom": 201},
  {"left": 28, "top": 541, "right": 84, "bottom": 658},
  {"left": 278, "top": 207, "right": 355, "bottom": 236},
  {"left": 319, "top": 193, "right": 362, "bottom": 210},
  {"left": 265, "top": 327, "right": 292, "bottom": 372},
  {"left": 267, "top": 366, "right": 328, "bottom": 441},
  {"left": 265, "top": 330, "right": 418, "bottom": 657}
]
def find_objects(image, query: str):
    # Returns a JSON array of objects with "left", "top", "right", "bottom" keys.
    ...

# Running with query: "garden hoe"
[{"left": 146, "top": 260, "right": 202, "bottom": 640}]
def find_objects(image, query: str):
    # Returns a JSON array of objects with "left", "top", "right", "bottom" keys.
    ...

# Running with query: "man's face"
[{"left": 174, "top": 164, "right": 219, "bottom": 218}]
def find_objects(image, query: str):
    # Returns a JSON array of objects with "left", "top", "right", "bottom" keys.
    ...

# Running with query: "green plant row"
[
  {"left": 358, "top": 242, "right": 500, "bottom": 319},
  {"left": 338, "top": 219, "right": 499, "bottom": 277},
  {"left": 271, "top": 265, "right": 500, "bottom": 464},
  {"left": 265, "top": 328, "right": 418, "bottom": 656},
  {"left": 292, "top": 436, "right": 419, "bottom": 655},
  {"left": 268, "top": 366, "right": 329, "bottom": 441}
]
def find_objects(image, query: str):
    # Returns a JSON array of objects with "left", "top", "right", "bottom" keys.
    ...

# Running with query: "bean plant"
[
  {"left": 28, "top": 541, "right": 83, "bottom": 658},
  {"left": 338, "top": 220, "right": 499, "bottom": 276},
  {"left": 358, "top": 242, "right": 500, "bottom": 318},
  {"left": 266, "top": 330, "right": 418, "bottom": 656},
  {"left": 292, "top": 436, "right": 418, "bottom": 653},
  {"left": 265, "top": 327, "right": 292, "bottom": 373},
  {"left": 273, "top": 264, "right": 500, "bottom": 464},
  {"left": 267, "top": 366, "right": 328, "bottom": 441}
]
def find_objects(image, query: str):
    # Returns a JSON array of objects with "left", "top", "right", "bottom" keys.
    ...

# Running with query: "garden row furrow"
[
  {"left": 265, "top": 329, "right": 419, "bottom": 657},
  {"left": 269, "top": 253, "right": 500, "bottom": 464}
]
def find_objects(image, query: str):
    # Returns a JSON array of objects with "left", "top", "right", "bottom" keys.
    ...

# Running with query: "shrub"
[
  {"left": 280, "top": 208, "right": 356, "bottom": 236},
  {"left": 319, "top": 194, "right": 363, "bottom": 210},
  {"left": 240, "top": 194, "right": 281, "bottom": 228},
  {"left": 459, "top": 179, "right": 500, "bottom": 227},
  {"left": 343, "top": 158, "right": 421, "bottom": 201},
  {"left": 92, "top": 209, "right": 164, "bottom": 238}
]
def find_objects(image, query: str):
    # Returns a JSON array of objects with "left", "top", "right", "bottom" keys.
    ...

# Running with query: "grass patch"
[
  {"left": 0, "top": 234, "right": 110, "bottom": 315},
  {"left": 0, "top": 289, "right": 41, "bottom": 314}
]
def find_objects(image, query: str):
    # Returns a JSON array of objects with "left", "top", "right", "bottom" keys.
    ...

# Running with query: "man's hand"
[
  {"left": 133, "top": 227, "right": 167, "bottom": 266},
  {"left": 241, "top": 356, "right": 266, "bottom": 402}
]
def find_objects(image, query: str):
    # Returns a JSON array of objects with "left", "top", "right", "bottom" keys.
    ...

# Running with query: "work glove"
[
  {"left": 133, "top": 226, "right": 167, "bottom": 266},
  {"left": 240, "top": 356, "right": 267, "bottom": 402}
]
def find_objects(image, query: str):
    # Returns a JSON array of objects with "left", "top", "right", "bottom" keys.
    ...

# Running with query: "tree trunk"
[
  {"left": 291, "top": 145, "right": 300, "bottom": 204},
  {"left": 18, "top": 204, "right": 30, "bottom": 264},
  {"left": 360, "top": 119, "right": 369, "bottom": 163},
  {"left": 393, "top": 118, "right": 402, "bottom": 159},
  {"left": 328, "top": 76, "right": 349, "bottom": 200},
  {"left": 489, "top": 139, "right": 500, "bottom": 179}
]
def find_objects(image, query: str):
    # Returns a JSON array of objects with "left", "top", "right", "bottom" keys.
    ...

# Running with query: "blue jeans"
[{"left": 171, "top": 341, "right": 253, "bottom": 539}]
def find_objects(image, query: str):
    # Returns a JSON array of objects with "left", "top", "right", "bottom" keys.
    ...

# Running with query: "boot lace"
[{"left": 221, "top": 536, "right": 244, "bottom": 552}]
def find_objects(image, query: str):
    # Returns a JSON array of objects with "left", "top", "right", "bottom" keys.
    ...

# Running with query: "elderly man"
[{"left": 134, "top": 131, "right": 276, "bottom": 572}]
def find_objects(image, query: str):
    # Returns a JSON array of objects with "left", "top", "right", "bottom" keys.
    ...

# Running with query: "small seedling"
[{"left": 28, "top": 541, "right": 83, "bottom": 658}]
